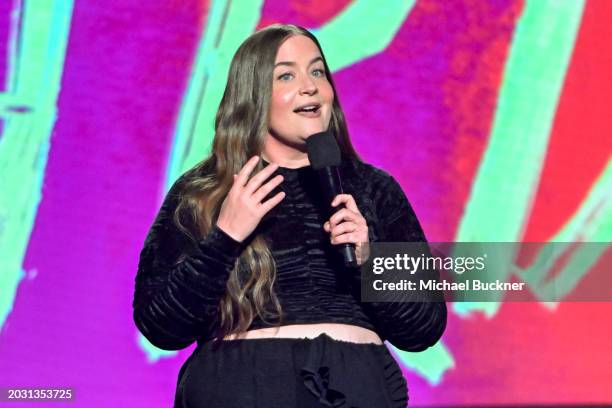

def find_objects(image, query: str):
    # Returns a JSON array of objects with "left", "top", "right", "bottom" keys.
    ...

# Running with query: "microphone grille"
[{"left": 306, "top": 130, "right": 341, "bottom": 170}]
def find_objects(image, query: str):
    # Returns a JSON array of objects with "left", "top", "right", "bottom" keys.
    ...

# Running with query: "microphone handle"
[
  {"left": 339, "top": 243, "right": 358, "bottom": 267},
  {"left": 316, "top": 166, "right": 357, "bottom": 268}
]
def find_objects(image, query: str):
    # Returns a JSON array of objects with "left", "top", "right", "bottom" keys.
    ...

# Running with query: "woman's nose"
[{"left": 299, "top": 74, "right": 317, "bottom": 95}]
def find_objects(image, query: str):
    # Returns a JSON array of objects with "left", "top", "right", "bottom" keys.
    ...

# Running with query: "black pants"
[{"left": 174, "top": 333, "right": 408, "bottom": 408}]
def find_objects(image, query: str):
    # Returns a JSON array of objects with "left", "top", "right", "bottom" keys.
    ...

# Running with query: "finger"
[
  {"left": 332, "top": 193, "right": 360, "bottom": 214},
  {"left": 331, "top": 232, "right": 357, "bottom": 245},
  {"left": 330, "top": 221, "right": 357, "bottom": 238},
  {"left": 259, "top": 191, "right": 286, "bottom": 213},
  {"left": 244, "top": 161, "right": 280, "bottom": 195},
  {"left": 235, "top": 156, "right": 261, "bottom": 187},
  {"left": 329, "top": 208, "right": 359, "bottom": 228},
  {"left": 323, "top": 221, "right": 330, "bottom": 232},
  {"left": 333, "top": 232, "right": 369, "bottom": 246},
  {"left": 253, "top": 174, "right": 284, "bottom": 203}
]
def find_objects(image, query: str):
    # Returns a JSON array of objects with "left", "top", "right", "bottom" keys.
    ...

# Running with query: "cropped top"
[{"left": 132, "top": 155, "right": 447, "bottom": 352}]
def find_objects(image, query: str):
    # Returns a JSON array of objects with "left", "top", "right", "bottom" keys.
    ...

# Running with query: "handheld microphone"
[{"left": 305, "top": 130, "right": 358, "bottom": 268}]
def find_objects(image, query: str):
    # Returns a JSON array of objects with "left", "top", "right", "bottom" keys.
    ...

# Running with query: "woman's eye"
[
  {"left": 312, "top": 68, "right": 325, "bottom": 77},
  {"left": 278, "top": 73, "right": 293, "bottom": 81}
]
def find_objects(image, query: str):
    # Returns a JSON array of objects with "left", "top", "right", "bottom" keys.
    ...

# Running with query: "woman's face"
[{"left": 267, "top": 35, "right": 334, "bottom": 150}]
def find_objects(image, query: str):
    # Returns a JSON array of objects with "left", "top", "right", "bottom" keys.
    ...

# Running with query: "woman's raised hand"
[{"left": 216, "top": 156, "right": 285, "bottom": 242}]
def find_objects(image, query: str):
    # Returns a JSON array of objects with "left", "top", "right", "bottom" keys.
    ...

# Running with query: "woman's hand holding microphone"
[
  {"left": 323, "top": 194, "right": 370, "bottom": 267},
  {"left": 216, "top": 156, "right": 285, "bottom": 242}
]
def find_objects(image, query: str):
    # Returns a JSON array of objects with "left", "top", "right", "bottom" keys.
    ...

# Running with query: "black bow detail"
[{"left": 300, "top": 365, "right": 347, "bottom": 407}]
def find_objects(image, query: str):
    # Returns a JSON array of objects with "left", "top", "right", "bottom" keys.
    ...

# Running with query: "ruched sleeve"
[
  {"left": 361, "top": 173, "right": 447, "bottom": 352},
  {"left": 132, "top": 176, "right": 245, "bottom": 350}
]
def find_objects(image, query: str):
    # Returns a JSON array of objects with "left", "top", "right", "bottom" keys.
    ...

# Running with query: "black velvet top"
[{"left": 132, "top": 155, "right": 447, "bottom": 352}]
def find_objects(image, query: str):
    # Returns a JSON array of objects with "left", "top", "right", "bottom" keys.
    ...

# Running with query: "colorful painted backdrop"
[{"left": 1, "top": 0, "right": 611, "bottom": 407}]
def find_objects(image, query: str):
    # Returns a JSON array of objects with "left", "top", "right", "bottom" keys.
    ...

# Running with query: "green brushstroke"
[
  {"left": 453, "top": 0, "right": 587, "bottom": 317},
  {"left": 311, "top": 0, "right": 416, "bottom": 72},
  {"left": 164, "top": 0, "right": 266, "bottom": 190},
  {"left": 517, "top": 157, "right": 612, "bottom": 303},
  {"left": 391, "top": 341, "right": 454, "bottom": 386},
  {"left": 0, "top": 1, "right": 74, "bottom": 329},
  {"left": 137, "top": 331, "right": 177, "bottom": 362}
]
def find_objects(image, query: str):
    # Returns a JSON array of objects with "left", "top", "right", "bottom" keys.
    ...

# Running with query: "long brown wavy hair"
[{"left": 174, "top": 23, "right": 361, "bottom": 345}]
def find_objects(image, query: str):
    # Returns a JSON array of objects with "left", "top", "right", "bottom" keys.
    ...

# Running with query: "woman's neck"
[{"left": 262, "top": 137, "right": 310, "bottom": 169}]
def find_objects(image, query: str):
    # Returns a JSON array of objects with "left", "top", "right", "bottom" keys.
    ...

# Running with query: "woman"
[{"left": 133, "top": 23, "right": 446, "bottom": 407}]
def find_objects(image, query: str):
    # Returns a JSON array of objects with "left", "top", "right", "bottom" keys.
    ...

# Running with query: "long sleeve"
[
  {"left": 361, "top": 173, "right": 447, "bottom": 352},
  {"left": 132, "top": 176, "right": 245, "bottom": 350}
]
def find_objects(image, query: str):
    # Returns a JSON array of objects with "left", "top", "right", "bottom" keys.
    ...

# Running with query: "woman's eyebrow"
[{"left": 274, "top": 56, "right": 323, "bottom": 68}]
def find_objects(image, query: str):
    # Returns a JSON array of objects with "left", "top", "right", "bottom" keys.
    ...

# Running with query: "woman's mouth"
[{"left": 293, "top": 104, "right": 321, "bottom": 118}]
